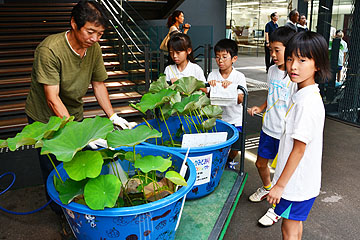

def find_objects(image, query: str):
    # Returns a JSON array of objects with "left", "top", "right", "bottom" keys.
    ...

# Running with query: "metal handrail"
[
  {"left": 99, "top": 0, "right": 145, "bottom": 67},
  {"left": 111, "top": 0, "right": 151, "bottom": 42}
]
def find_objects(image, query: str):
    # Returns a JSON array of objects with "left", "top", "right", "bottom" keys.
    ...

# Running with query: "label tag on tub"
[{"left": 181, "top": 132, "right": 228, "bottom": 148}]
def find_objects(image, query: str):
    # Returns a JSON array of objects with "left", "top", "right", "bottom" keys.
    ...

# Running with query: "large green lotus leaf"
[
  {"left": 165, "top": 170, "right": 187, "bottom": 186},
  {"left": 63, "top": 151, "right": 104, "bottom": 181},
  {"left": 41, "top": 116, "right": 113, "bottom": 162},
  {"left": 202, "top": 118, "right": 217, "bottom": 131},
  {"left": 149, "top": 75, "right": 169, "bottom": 93},
  {"left": 56, "top": 178, "right": 87, "bottom": 204},
  {"left": 6, "top": 116, "right": 65, "bottom": 151},
  {"left": 134, "top": 155, "right": 172, "bottom": 173},
  {"left": 173, "top": 94, "right": 201, "bottom": 114},
  {"left": 194, "top": 94, "right": 211, "bottom": 108},
  {"left": 201, "top": 105, "right": 223, "bottom": 118},
  {"left": 107, "top": 125, "right": 162, "bottom": 148},
  {"left": 0, "top": 139, "right": 7, "bottom": 148},
  {"left": 173, "top": 76, "right": 205, "bottom": 95},
  {"left": 84, "top": 174, "right": 121, "bottom": 210},
  {"left": 135, "top": 89, "right": 177, "bottom": 113}
]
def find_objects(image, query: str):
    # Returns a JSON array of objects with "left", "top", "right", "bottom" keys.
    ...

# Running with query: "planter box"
[
  {"left": 139, "top": 116, "right": 239, "bottom": 199},
  {"left": 46, "top": 146, "right": 196, "bottom": 240}
]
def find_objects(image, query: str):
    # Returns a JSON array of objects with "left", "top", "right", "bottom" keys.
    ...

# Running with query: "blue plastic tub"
[
  {"left": 47, "top": 146, "right": 196, "bottom": 240},
  {"left": 139, "top": 116, "right": 239, "bottom": 199}
]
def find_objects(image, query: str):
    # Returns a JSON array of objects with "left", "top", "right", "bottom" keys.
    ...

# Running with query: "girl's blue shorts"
[
  {"left": 257, "top": 130, "right": 279, "bottom": 159},
  {"left": 274, "top": 197, "right": 316, "bottom": 221}
]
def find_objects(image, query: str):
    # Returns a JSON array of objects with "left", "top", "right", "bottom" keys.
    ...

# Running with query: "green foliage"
[
  {"left": 165, "top": 171, "right": 187, "bottom": 186},
  {"left": 63, "top": 151, "right": 104, "bottom": 181},
  {"left": 107, "top": 125, "right": 162, "bottom": 148},
  {"left": 0, "top": 115, "right": 189, "bottom": 210},
  {"left": 84, "top": 175, "right": 121, "bottom": 210},
  {"left": 134, "top": 155, "right": 172, "bottom": 173},
  {"left": 172, "top": 76, "right": 205, "bottom": 95},
  {"left": 129, "top": 75, "right": 223, "bottom": 147},
  {"left": 41, "top": 116, "right": 113, "bottom": 162},
  {"left": 6, "top": 116, "right": 68, "bottom": 151},
  {"left": 56, "top": 178, "right": 88, "bottom": 204}
]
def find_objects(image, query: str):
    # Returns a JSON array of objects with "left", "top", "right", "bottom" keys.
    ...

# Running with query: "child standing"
[
  {"left": 164, "top": 33, "right": 206, "bottom": 84},
  {"left": 247, "top": 27, "right": 296, "bottom": 226},
  {"left": 207, "top": 39, "right": 247, "bottom": 168},
  {"left": 267, "top": 31, "right": 330, "bottom": 239}
]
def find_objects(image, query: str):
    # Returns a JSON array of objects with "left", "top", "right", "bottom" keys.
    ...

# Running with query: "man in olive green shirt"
[
  {"left": 26, "top": 0, "right": 130, "bottom": 128},
  {"left": 25, "top": 1, "right": 130, "bottom": 218}
]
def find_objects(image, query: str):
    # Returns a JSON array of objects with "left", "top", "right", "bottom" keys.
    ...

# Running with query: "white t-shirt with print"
[
  {"left": 207, "top": 69, "right": 247, "bottom": 126},
  {"left": 164, "top": 61, "right": 206, "bottom": 83},
  {"left": 262, "top": 65, "right": 297, "bottom": 139},
  {"left": 272, "top": 84, "right": 325, "bottom": 201}
]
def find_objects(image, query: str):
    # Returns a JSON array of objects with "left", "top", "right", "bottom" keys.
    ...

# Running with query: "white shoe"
[
  {"left": 258, "top": 208, "right": 281, "bottom": 227},
  {"left": 249, "top": 186, "right": 269, "bottom": 202}
]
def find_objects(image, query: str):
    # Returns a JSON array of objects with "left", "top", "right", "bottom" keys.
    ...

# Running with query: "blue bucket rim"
[
  {"left": 46, "top": 146, "right": 196, "bottom": 217},
  {"left": 139, "top": 118, "right": 239, "bottom": 153}
]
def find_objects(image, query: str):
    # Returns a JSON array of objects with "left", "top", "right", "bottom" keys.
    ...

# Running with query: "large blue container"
[
  {"left": 139, "top": 116, "right": 238, "bottom": 199},
  {"left": 47, "top": 146, "right": 196, "bottom": 240}
]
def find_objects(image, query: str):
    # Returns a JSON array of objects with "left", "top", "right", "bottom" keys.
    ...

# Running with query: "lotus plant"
[
  {"left": 130, "top": 75, "right": 223, "bottom": 147},
  {"left": 1, "top": 116, "right": 187, "bottom": 210}
]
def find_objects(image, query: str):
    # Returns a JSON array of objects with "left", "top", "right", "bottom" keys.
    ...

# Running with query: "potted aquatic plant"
[
  {"left": 1, "top": 116, "right": 196, "bottom": 239},
  {"left": 130, "top": 76, "right": 239, "bottom": 199}
]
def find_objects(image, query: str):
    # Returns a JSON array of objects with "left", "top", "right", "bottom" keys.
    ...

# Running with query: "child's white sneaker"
[
  {"left": 248, "top": 186, "right": 269, "bottom": 202},
  {"left": 258, "top": 207, "right": 281, "bottom": 227}
]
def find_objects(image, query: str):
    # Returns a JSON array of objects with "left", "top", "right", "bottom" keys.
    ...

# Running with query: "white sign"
[
  {"left": 188, "top": 153, "right": 213, "bottom": 186},
  {"left": 181, "top": 132, "right": 228, "bottom": 148}
]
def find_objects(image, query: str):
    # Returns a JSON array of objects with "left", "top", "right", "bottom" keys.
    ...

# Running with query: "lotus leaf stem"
[
  {"left": 47, "top": 154, "right": 63, "bottom": 183},
  {"left": 159, "top": 107, "right": 175, "bottom": 147}
]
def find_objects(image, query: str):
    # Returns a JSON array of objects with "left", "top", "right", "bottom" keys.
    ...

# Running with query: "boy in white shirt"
[
  {"left": 247, "top": 27, "right": 296, "bottom": 226},
  {"left": 207, "top": 39, "right": 247, "bottom": 168}
]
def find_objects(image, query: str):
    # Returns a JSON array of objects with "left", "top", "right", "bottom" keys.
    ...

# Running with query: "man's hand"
[
  {"left": 110, "top": 114, "right": 132, "bottom": 129},
  {"left": 247, "top": 106, "right": 261, "bottom": 116}
]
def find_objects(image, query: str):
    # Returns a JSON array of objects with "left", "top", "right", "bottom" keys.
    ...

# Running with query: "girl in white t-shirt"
[
  {"left": 164, "top": 33, "right": 206, "bottom": 85},
  {"left": 267, "top": 31, "right": 331, "bottom": 239}
]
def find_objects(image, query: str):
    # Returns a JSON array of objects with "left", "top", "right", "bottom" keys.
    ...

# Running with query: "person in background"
[
  {"left": 334, "top": 30, "right": 348, "bottom": 84},
  {"left": 297, "top": 14, "right": 308, "bottom": 32},
  {"left": 166, "top": 10, "right": 191, "bottom": 36},
  {"left": 206, "top": 39, "right": 247, "bottom": 169},
  {"left": 247, "top": 27, "right": 297, "bottom": 227},
  {"left": 264, "top": 12, "right": 279, "bottom": 73},
  {"left": 267, "top": 31, "right": 330, "bottom": 240},
  {"left": 285, "top": 9, "right": 299, "bottom": 32}
]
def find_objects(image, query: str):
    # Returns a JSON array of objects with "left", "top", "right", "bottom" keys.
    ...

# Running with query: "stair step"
[
  {"left": 0, "top": 41, "right": 40, "bottom": 49},
  {"left": 83, "top": 91, "right": 142, "bottom": 103},
  {"left": 0, "top": 16, "right": 70, "bottom": 22},
  {"left": 1, "top": 27, "right": 69, "bottom": 34},
  {"left": 0, "top": 34, "right": 49, "bottom": 41},
  {"left": 0, "top": 77, "right": 31, "bottom": 86},
  {"left": 0, "top": 49, "right": 35, "bottom": 57},
  {"left": 0, "top": 57, "right": 34, "bottom": 65},
  {"left": 0, "top": 12, "right": 71, "bottom": 17},
  {"left": 0, "top": 22, "right": 69, "bottom": 28}
]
